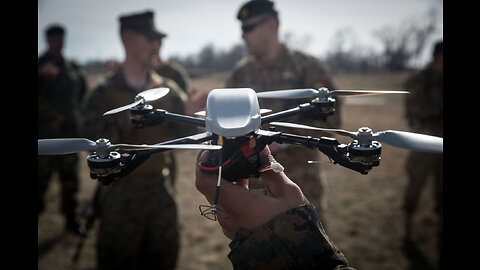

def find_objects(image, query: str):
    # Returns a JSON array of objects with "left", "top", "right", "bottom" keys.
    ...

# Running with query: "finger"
[
  {"left": 196, "top": 148, "right": 210, "bottom": 163},
  {"left": 234, "top": 179, "right": 249, "bottom": 190},
  {"left": 256, "top": 146, "right": 289, "bottom": 196},
  {"left": 258, "top": 145, "right": 273, "bottom": 165}
]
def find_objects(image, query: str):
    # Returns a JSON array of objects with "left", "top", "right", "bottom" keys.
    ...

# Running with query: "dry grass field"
[{"left": 38, "top": 70, "right": 441, "bottom": 270}]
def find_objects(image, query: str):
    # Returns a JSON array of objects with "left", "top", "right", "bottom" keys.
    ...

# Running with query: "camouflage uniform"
[
  {"left": 38, "top": 51, "right": 87, "bottom": 230},
  {"left": 403, "top": 61, "right": 443, "bottom": 261},
  {"left": 155, "top": 60, "right": 191, "bottom": 186},
  {"left": 228, "top": 204, "right": 354, "bottom": 270},
  {"left": 155, "top": 60, "right": 191, "bottom": 94},
  {"left": 226, "top": 43, "right": 341, "bottom": 226},
  {"left": 81, "top": 67, "right": 191, "bottom": 269}
]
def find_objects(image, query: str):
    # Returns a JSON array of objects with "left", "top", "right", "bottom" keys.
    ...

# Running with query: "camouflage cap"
[
  {"left": 119, "top": 10, "right": 167, "bottom": 39},
  {"left": 433, "top": 40, "right": 443, "bottom": 57},
  {"left": 237, "top": 0, "right": 278, "bottom": 21}
]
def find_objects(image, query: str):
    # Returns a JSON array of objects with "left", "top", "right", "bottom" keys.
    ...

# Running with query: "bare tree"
[
  {"left": 374, "top": 8, "right": 438, "bottom": 71},
  {"left": 324, "top": 28, "right": 382, "bottom": 73}
]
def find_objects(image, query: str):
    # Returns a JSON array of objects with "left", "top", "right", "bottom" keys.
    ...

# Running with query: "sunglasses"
[{"left": 241, "top": 16, "right": 271, "bottom": 33}]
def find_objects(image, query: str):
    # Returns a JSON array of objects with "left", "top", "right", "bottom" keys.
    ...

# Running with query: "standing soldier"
[
  {"left": 38, "top": 24, "right": 87, "bottom": 234},
  {"left": 403, "top": 41, "right": 443, "bottom": 268},
  {"left": 225, "top": 0, "right": 342, "bottom": 227},
  {"left": 81, "top": 10, "right": 192, "bottom": 269}
]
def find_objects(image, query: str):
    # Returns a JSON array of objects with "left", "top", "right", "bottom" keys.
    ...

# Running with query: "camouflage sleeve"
[
  {"left": 79, "top": 85, "right": 129, "bottom": 142},
  {"left": 225, "top": 58, "right": 250, "bottom": 88},
  {"left": 170, "top": 61, "right": 191, "bottom": 94},
  {"left": 227, "top": 204, "right": 354, "bottom": 270},
  {"left": 404, "top": 70, "right": 443, "bottom": 129}
]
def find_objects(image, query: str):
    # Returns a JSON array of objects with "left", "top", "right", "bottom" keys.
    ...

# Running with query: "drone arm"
[
  {"left": 260, "top": 102, "right": 333, "bottom": 125},
  {"left": 91, "top": 151, "right": 152, "bottom": 185},
  {"left": 130, "top": 109, "right": 205, "bottom": 128},
  {"left": 260, "top": 104, "right": 306, "bottom": 125},
  {"left": 270, "top": 132, "right": 373, "bottom": 174},
  {"left": 147, "top": 131, "right": 214, "bottom": 155},
  {"left": 155, "top": 110, "right": 205, "bottom": 127},
  {"left": 90, "top": 132, "right": 214, "bottom": 184}
]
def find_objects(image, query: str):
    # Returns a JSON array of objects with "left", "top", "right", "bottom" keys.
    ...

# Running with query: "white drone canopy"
[{"left": 205, "top": 88, "right": 261, "bottom": 138}]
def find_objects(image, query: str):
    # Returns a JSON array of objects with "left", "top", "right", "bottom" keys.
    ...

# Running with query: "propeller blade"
[
  {"left": 372, "top": 130, "right": 443, "bottom": 153},
  {"left": 103, "top": 100, "right": 142, "bottom": 116},
  {"left": 138, "top": 87, "right": 170, "bottom": 102},
  {"left": 256, "top": 89, "right": 319, "bottom": 99},
  {"left": 260, "top": 109, "right": 272, "bottom": 114},
  {"left": 38, "top": 138, "right": 97, "bottom": 155},
  {"left": 103, "top": 87, "right": 170, "bottom": 116},
  {"left": 256, "top": 88, "right": 408, "bottom": 99},
  {"left": 330, "top": 90, "right": 409, "bottom": 97},
  {"left": 270, "top": 122, "right": 357, "bottom": 139},
  {"left": 194, "top": 110, "right": 206, "bottom": 117}
]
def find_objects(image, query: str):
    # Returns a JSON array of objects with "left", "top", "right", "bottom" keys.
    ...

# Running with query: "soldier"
[
  {"left": 195, "top": 146, "right": 355, "bottom": 269},
  {"left": 81, "top": 10, "right": 194, "bottom": 269},
  {"left": 403, "top": 41, "right": 443, "bottom": 267},
  {"left": 38, "top": 24, "right": 87, "bottom": 234},
  {"left": 225, "top": 0, "right": 342, "bottom": 227}
]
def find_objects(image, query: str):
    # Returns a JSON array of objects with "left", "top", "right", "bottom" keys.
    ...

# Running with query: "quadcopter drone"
[{"left": 38, "top": 86, "right": 443, "bottom": 219}]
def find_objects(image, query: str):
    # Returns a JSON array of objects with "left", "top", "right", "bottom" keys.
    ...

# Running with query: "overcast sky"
[{"left": 38, "top": 0, "right": 443, "bottom": 66}]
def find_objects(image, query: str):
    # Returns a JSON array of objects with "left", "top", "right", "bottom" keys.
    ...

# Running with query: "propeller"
[
  {"left": 38, "top": 138, "right": 222, "bottom": 156},
  {"left": 269, "top": 122, "right": 443, "bottom": 153},
  {"left": 256, "top": 87, "right": 409, "bottom": 100},
  {"left": 103, "top": 87, "right": 170, "bottom": 116}
]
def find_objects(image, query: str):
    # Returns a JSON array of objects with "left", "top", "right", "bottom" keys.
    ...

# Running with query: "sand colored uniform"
[
  {"left": 226, "top": 43, "right": 341, "bottom": 225},
  {"left": 81, "top": 67, "right": 191, "bottom": 269}
]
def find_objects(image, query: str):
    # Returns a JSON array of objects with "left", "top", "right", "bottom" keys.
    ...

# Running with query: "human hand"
[
  {"left": 184, "top": 87, "right": 208, "bottom": 116},
  {"left": 195, "top": 145, "right": 309, "bottom": 239},
  {"left": 39, "top": 62, "right": 60, "bottom": 77}
]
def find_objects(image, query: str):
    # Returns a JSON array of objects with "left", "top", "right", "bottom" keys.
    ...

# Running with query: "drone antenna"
[
  {"left": 211, "top": 139, "right": 223, "bottom": 211},
  {"left": 200, "top": 136, "right": 223, "bottom": 221}
]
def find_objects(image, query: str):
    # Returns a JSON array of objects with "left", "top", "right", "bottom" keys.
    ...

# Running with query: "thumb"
[{"left": 258, "top": 146, "right": 291, "bottom": 197}]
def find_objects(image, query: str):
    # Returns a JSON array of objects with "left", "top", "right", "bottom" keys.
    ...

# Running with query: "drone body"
[{"left": 205, "top": 88, "right": 261, "bottom": 138}]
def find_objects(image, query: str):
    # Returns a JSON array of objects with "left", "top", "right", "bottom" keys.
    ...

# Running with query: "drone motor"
[
  {"left": 87, "top": 151, "right": 122, "bottom": 179},
  {"left": 85, "top": 138, "right": 122, "bottom": 179},
  {"left": 130, "top": 104, "right": 155, "bottom": 127},
  {"left": 346, "top": 127, "right": 381, "bottom": 168},
  {"left": 299, "top": 97, "right": 336, "bottom": 120}
]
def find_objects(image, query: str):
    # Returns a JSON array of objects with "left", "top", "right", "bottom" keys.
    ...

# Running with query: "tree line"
[
  {"left": 84, "top": 8, "right": 440, "bottom": 75},
  {"left": 167, "top": 8, "right": 439, "bottom": 75}
]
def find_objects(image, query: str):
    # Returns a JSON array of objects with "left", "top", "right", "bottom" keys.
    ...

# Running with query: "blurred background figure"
[
  {"left": 152, "top": 35, "right": 191, "bottom": 95},
  {"left": 403, "top": 40, "right": 443, "bottom": 269},
  {"left": 225, "top": 0, "right": 342, "bottom": 227},
  {"left": 38, "top": 24, "right": 87, "bottom": 235},
  {"left": 81, "top": 10, "right": 192, "bottom": 269},
  {"left": 152, "top": 31, "right": 192, "bottom": 186}
]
